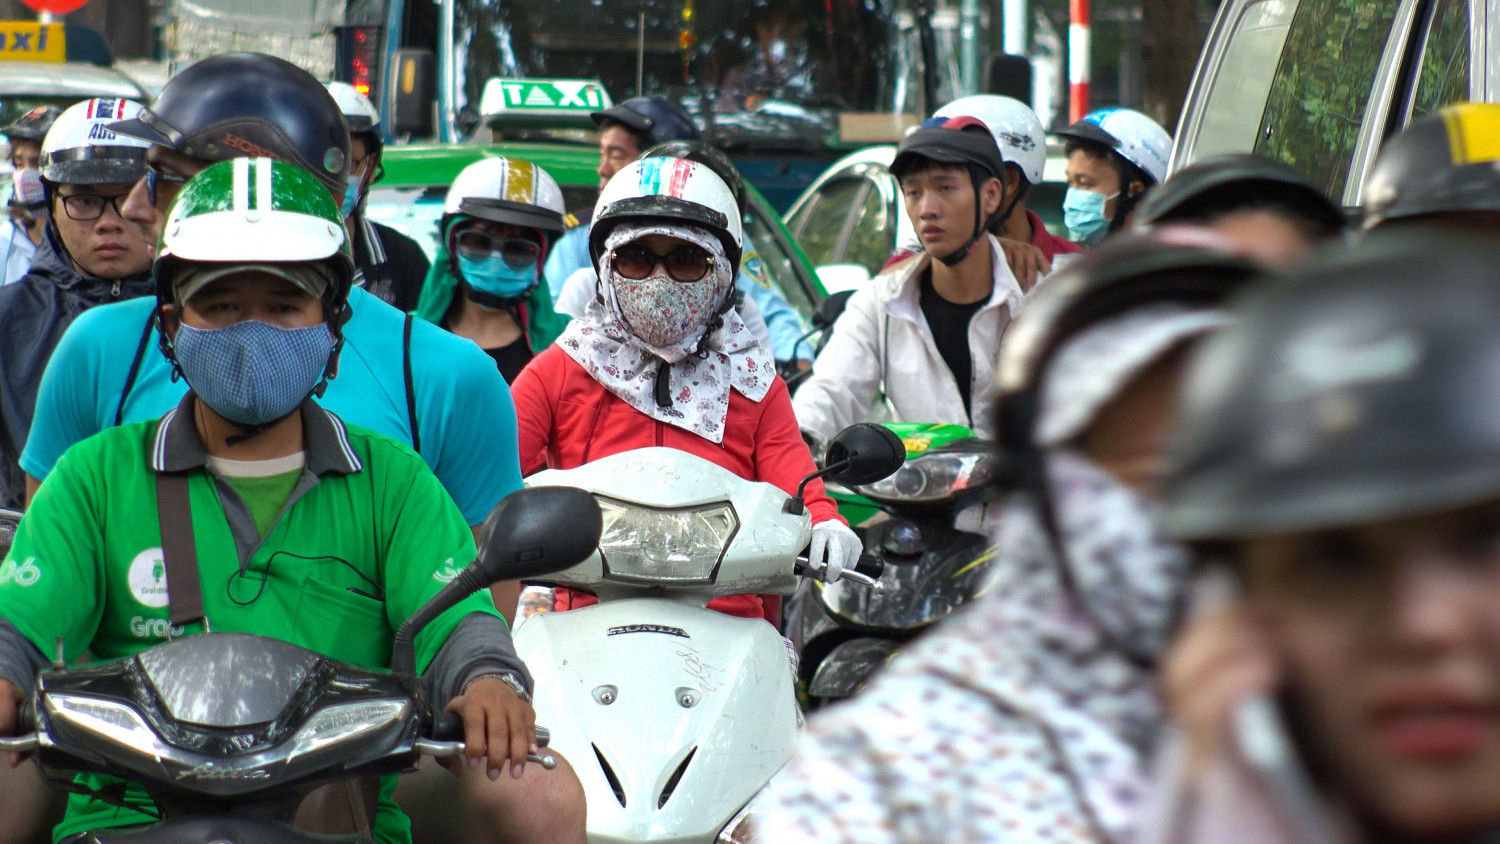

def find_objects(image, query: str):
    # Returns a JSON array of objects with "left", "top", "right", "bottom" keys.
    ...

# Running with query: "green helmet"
[{"left": 154, "top": 157, "right": 355, "bottom": 306}]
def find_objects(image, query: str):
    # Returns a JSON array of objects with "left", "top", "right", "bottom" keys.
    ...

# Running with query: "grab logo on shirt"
[
  {"left": 128, "top": 548, "right": 170, "bottom": 608},
  {"left": 0, "top": 556, "right": 40, "bottom": 587}
]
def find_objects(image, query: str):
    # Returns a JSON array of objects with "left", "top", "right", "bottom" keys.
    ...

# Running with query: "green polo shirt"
[{"left": 0, "top": 395, "right": 498, "bottom": 843}]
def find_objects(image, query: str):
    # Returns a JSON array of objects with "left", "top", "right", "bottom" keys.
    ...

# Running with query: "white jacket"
[{"left": 793, "top": 236, "right": 1022, "bottom": 440}]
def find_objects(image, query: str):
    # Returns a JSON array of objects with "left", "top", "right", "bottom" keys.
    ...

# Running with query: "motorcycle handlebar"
[
  {"left": 417, "top": 721, "right": 556, "bottom": 769},
  {"left": 794, "top": 553, "right": 883, "bottom": 588},
  {"left": 0, "top": 733, "right": 37, "bottom": 753}
]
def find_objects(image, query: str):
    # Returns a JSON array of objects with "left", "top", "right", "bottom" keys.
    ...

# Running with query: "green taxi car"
[{"left": 366, "top": 141, "right": 828, "bottom": 336}]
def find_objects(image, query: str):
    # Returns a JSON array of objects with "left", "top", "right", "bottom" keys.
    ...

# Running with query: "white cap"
[{"left": 444, "top": 156, "right": 567, "bottom": 234}]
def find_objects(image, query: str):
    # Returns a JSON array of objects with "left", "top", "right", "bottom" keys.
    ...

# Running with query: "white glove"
[{"left": 807, "top": 520, "right": 862, "bottom": 583}]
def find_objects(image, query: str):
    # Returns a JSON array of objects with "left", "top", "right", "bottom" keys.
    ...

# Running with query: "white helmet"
[
  {"left": 40, "top": 98, "right": 151, "bottom": 185},
  {"left": 1059, "top": 107, "right": 1172, "bottom": 184},
  {"left": 325, "top": 81, "right": 380, "bottom": 135},
  {"left": 934, "top": 95, "right": 1046, "bottom": 185},
  {"left": 443, "top": 156, "right": 567, "bottom": 245},
  {"left": 589, "top": 157, "right": 744, "bottom": 273}
]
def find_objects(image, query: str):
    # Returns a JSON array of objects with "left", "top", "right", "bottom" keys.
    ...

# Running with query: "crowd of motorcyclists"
[{"left": 0, "top": 45, "right": 1497, "bottom": 844}]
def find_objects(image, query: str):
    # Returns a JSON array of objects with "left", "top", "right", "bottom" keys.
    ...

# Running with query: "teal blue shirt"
[{"left": 20, "top": 287, "right": 521, "bottom": 526}]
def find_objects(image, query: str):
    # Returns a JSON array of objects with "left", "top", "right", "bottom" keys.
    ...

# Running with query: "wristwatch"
[{"left": 464, "top": 671, "right": 532, "bottom": 704}]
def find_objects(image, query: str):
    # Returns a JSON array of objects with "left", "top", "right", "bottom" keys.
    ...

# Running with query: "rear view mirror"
[
  {"left": 388, "top": 49, "right": 435, "bottom": 138},
  {"left": 475, "top": 487, "right": 603, "bottom": 583},
  {"left": 814, "top": 289, "right": 855, "bottom": 329},
  {"left": 824, "top": 424, "right": 905, "bottom": 486}
]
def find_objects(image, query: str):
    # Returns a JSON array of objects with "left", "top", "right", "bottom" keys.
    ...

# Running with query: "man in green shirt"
[{"left": 0, "top": 158, "right": 585, "bottom": 843}]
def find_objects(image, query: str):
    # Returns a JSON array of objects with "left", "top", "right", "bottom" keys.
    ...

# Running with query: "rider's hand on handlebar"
[
  {"left": 444, "top": 676, "right": 537, "bottom": 782},
  {"left": 0, "top": 679, "right": 23, "bottom": 768},
  {"left": 807, "top": 520, "right": 862, "bottom": 583}
]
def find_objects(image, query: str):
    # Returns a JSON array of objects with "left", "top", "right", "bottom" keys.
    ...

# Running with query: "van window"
[
  {"left": 1410, "top": 0, "right": 1469, "bottom": 120},
  {"left": 1192, "top": 0, "right": 1300, "bottom": 161},
  {"left": 1254, "top": 0, "right": 1401, "bottom": 200}
]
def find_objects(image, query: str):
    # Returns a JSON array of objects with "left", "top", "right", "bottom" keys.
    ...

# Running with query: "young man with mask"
[
  {"left": 21, "top": 55, "right": 521, "bottom": 555},
  {"left": 0, "top": 158, "right": 581, "bottom": 844},
  {"left": 1059, "top": 107, "right": 1171, "bottom": 246},
  {"left": 326, "top": 81, "right": 431, "bottom": 312},
  {"left": 1147, "top": 230, "right": 1500, "bottom": 844},
  {"left": 0, "top": 105, "right": 61, "bottom": 286},
  {"left": 0, "top": 98, "right": 155, "bottom": 511},
  {"left": 793, "top": 116, "right": 1022, "bottom": 441}
]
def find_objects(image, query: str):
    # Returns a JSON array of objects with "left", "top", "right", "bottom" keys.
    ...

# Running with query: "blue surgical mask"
[
  {"left": 459, "top": 254, "right": 537, "bottom": 301},
  {"left": 174, "top": 320, "right": 335, "bottom": 427},
  {"left": 341, "top": 176, "right": 361, "bottom": 219},
  {"left": 1063, "top": 187, "right": 1119, "bottom": 246}
]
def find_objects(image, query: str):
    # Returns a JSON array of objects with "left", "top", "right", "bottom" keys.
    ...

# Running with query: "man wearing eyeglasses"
[{"left": 0, "top": 98, "right": 155, "bottom": 511}]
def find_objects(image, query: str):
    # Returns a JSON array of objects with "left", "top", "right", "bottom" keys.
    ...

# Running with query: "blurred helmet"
[
  {"left": 1362, "top": 103, "right": 1500, "bottom": 229},
  {"left": 1162, "top": 229, "right": 1500, "bottom": 541},
  {"left": 40, "top": 98, "right": 151, "bottom": 185},
  {"left": 641, "top": 140, "right": 748, "bottom": 215},
  {"left": 934, "top": 95, "right": 1046, "bottom": 185},
  {"left": 1058, "top": 107, "right": 1172, "bottom": 184},
  {"left": 591, "top": 96, "right": 700, "bottom": 147},
  {"left": 110, "top": 53, "right": 350, "bottom": 194},
  {"left": 1134, "top": 153, "right": 1345, "bottom": 232},
  {"left": 590, "top": 157, "right": 743, "bottom": 273},
  {"left": 442, "top": 156, "right": 566, "bottom": 247},
  {"left": 5, "top": 105, "right": 62, "bottom": 143}
]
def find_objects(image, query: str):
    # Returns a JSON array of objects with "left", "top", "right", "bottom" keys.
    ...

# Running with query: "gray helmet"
[{"left": 1162, "top": 227, "right": 1500, "bottom": 541}]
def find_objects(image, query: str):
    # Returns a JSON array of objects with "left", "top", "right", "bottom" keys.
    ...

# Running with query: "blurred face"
[
  {"left": 1242, "top": 501, "right": 1500, "bottom": 838},
  {"left": 1066, "top": 150, "right": 1124, "bottom": 220},
  {"left": 52, "top": 182, "right": 154, "bottom": 279},
  {"left": 1210, "top": 210, "right": 1320, "bottom": 271},
  {"left": 598, "top": 125, "right": 642, "bottom": 190},
  {"left": 899, "top": 163, "right": 1002, "bottom": 259},
  {"left": 1077, "top": 345, "right": 1189, "bottom": 499},
  {"left": 9, "top": 139, "right": 39, "bottom": 170},
  {"left": 349, "top": 135, "right": 373, "bottom": 183}
]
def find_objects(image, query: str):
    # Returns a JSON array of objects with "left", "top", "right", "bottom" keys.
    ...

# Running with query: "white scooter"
[{"left": 516, "top": 425, "right": 904, "bottom": 843}]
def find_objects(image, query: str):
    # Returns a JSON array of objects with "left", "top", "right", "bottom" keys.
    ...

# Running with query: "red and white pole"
[{"left": 1069, "top": 0, "right": 1090, "bottom": 123}]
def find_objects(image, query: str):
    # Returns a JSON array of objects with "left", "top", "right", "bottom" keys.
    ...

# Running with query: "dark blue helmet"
[{"left": 592, "top": 96, "right": 700, "bottom": 147}]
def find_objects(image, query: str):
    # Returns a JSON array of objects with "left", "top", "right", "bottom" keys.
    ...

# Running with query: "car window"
[
  {"left": 1253, "top": 0, "right": 1401, "bottom": 200},
  {"left": 366, "top": 187, "right": 447, "bottom": 261},
  {"left": 787, "top": 177, "right": 866, "bottom": 267},
  {"left": 743, "top": 203, "right": 817, "bottom": 327},
  {"left": 1409, "top": 0, "right": 1468, "bottom": 121},
  {"left": 843, "top": 182, "right": 892, "bottom": 275},
  {"left": 1191, "top": 0, "right": 1301, "bottom": 162}
]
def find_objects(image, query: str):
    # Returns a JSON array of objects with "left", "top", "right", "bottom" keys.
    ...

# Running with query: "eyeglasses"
[
  {"left": 145, "top": 162, "right": 190, "bottom": 207},
  {"left": 610, "top": 242, "right": 714, "bottom": 282},
  {"left": 454, "top": 230, "right": 541, "bottom": 268},
  {"left": 58, "top": 192, "right": 129, "bottom": 222}
]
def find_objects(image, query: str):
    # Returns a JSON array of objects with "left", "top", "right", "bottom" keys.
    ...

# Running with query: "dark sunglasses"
[
  {"left": 454, "top": 230, "right": 541, "bottom": 268},
  {"left": 145, "top": 163, "right": 190, "bottom": 207},
  {"left": 610, "top": 242, "right": 713, "bottom": 283}
]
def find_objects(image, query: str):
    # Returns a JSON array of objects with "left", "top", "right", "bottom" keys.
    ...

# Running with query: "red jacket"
[
  {"left": 512, "top": 345, "right": 843, "bottom": 621},
  {"left": 882, "top": 209, "right": 1085, "bottom": 271}
]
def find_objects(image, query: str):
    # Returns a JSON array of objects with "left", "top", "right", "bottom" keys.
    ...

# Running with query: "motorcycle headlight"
[
  {"left": 718, "top": 802, "right": 756, "bottom": 843},
  {"left": 854, "top": 452, "right": 995, "bottom": 504},
  {"left": 287, "top": 699, "right": 409, "bottom": 762},
  {"left": 598, "top": 497, "right": 739, "bottom": 585}
]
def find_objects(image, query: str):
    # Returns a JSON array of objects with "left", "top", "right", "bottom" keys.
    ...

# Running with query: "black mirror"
[
  {"left": 824, "top": 424, "right": 906, "bottom": 486},
  {"left": 813, "top": 290, "right": 854, "bottom": 329},
  {"left": 475, "top": 487, "right": 602, "bottom": 583},
  {"left": 388, "top": 49, "right": 435, "bottom": 138}
]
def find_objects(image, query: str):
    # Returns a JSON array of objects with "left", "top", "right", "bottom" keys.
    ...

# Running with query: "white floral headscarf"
[{"left": 557, "top": 221, "right": 774, "bottom": 444}]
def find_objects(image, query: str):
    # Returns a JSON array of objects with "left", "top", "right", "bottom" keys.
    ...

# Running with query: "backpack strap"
[
  {"left": 402, "top": 313, "right": 421, "bottom": 453},
  {"left": 115, "top": 312, "right": 156, "bottom": 428},
  {"left": 155, "top": 470, "right": 205, "bottom": 629}
]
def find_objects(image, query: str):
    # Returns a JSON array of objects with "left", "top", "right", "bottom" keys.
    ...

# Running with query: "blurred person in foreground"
[
  {"left": 1360, "top": 102, "right": 1500, "bottom": 235},
  {"left": 1146, "top": 230, "right": 1500, "bottom": 844},
  {"left": 754, "top": 232, "right": 1261, "bottom": 843}
]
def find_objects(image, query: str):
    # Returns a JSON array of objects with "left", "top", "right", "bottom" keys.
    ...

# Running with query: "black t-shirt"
[
  {"left": 918, "top": 270, "right": 986, "bottom": 418},
  {"left": 486, "top": 338, "right": 534, "bottom": 384}
]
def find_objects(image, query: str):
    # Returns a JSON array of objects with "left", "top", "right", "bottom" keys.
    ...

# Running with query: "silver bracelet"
[{"left": 463, "top": 671, "right": 531, "bottom": 703}]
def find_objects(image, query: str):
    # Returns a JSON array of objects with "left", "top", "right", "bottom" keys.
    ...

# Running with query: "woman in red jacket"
[{"left": 510, "top": 157, "right": 859, "bottom": 622}]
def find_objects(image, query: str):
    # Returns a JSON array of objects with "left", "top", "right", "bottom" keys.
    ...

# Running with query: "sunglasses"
[
  {"left": 454, "top": 230, "right": 541, "bottom": 268},
  {"left": 610, "top": 242, "right": 714, "bottom": 283},
  {"left": 145, "top": 163, "right": 190, "bottom": 207}
]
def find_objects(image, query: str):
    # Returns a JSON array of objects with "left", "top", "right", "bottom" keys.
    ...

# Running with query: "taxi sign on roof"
[
  {"left": 0, "top": 22, "right": 64, "bottom": 63},
  {"left": 480, "top": 78, "right": 612, "bottom": 120}
]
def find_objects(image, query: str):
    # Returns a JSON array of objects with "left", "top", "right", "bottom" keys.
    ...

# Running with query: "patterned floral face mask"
[{"left": 613, "top": 270, "right": 720, "bottom": 350}]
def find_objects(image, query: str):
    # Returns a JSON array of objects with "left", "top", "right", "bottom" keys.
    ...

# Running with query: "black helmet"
[
  {"left": 591, "top": 96, "right": 700, "bottom": 147},
  {"left": 109, "top": 53, "right": 350, "bottom": 194},
  {"left": 890, "top": 116, "right": 1009, "bottom": 266},
  {"left": 640, "top": 140, "right": 747, "bottom": 215},
  {"left": 5, "top": 105, "right": 62, "bottom": 143},
  {"left": 1363, "top": 103, "right": 1500, "bottom": 230},
  {"left": 1162, "top": 228, "right": 1500, "bottom": 541},
  {"left": 1134, "top": 154, "right": 1346, "bottom": 234}
]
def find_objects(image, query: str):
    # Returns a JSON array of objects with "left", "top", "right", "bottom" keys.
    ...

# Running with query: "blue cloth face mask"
[
  {"left": 173, "top": 320, "right": 336, "bottom": 427},
  {"left": 1063, "top": 187, "right": 1119, "bottom": 246},
  {"left": 341, "top": 176, "right": 361, "bottom": 219},
  {"left": 459, "top": 253, "right": 538, "bottom": 301}
]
